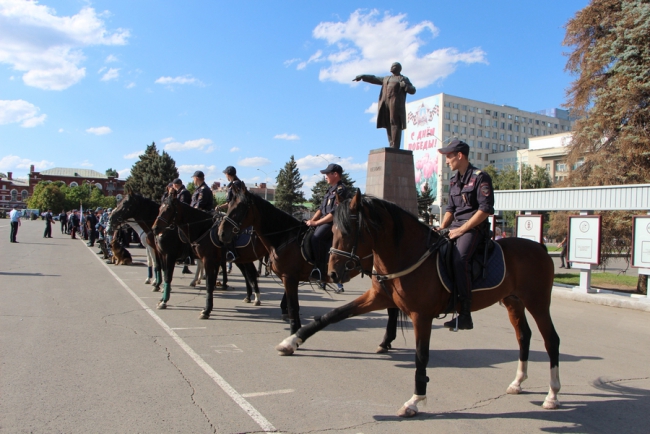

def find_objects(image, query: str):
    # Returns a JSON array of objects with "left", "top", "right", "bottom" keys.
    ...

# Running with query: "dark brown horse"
[
  {"left": 217, "top": 186, "right": 374, "bottom": 335},
  {"left": 275, "top": 191, "right": 561, "bottom": 417},
  {"left": 153, "top": 195, "right": 269, "bottom": 318}
]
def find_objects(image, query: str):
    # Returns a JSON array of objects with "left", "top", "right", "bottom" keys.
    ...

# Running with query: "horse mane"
[
  {"left": 119, "top": 192, "right": 160, "bottom": 221},
  {"left": 234, "top": 188, "right": 304, "bottom": 243},
  {"left": 334, "top": 195, "right": 433, "bottom": 246}
]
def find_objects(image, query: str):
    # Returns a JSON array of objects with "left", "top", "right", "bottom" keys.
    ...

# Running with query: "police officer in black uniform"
[
  {"left": 438, "top": 140, "right": 495, "bottom": 330},
  {"left": 217, "top": 166, "right": 245, "bottom": 261},
  {"left": 306, "top": 163, "right": 348, "bottom": 281},
  {"left": 172, "top": 178, "right": 192, "bottom": 204},
  {"left": 190, "top": 171, "right": 214, "bottom": 211}
]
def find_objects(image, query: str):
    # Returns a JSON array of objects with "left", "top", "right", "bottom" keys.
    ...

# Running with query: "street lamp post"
[{"left": 257, "top": 169, "right": 270, "bottom": 200}]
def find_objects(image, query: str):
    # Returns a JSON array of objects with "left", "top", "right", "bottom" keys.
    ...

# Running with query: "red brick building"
[{"left": 0, "top": 165, "right": 126, "bottom": 212}]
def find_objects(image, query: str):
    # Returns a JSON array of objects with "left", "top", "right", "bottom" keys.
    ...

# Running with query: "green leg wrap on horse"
[{"left": 162, "top": 282, "right": 171, "bottom": 302}]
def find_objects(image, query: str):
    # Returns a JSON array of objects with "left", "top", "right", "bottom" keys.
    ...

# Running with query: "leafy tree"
[
  {"left": 309, "top": 171, "right": 356, "bottom": 211},
  {"left": 274, "top": 155, "right": 305, "bottom": 215},
  {"left": 417, "top": 183, "right": 435, "bottom": 223},
  {"left": 105, "top": 168, "right": 119, "bottom": 178},
  {"left": 561, "top": 0, "right": 650, "bottom": 293},
  {"left": 124, "top": 143, "right": 179, "bottom": 200},
  {"left": 187, "top": 181, "right": 196, "bottom": 195},
  {"left": 27, "top": 181, "right": 66, "bottom": 212}
]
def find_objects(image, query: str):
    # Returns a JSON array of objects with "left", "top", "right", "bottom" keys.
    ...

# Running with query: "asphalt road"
[{"left": 2, "top": 220, "right": 649, "bottom": 433}]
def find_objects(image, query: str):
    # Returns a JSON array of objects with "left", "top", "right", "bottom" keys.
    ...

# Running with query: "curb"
[{"left": 552, "top": 285, "right": 650, "bottom": 312}]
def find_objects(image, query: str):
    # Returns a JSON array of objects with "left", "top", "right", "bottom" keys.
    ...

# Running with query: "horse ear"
[{"left": 350, "top": 189, "right": 362, "bottom": 212}]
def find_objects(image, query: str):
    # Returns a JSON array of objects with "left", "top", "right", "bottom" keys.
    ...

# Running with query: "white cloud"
[
  {"left": 296, "top": 154, "right": 367, "bottom": 173},
  {"left": 86, "top": 126, "right": 112, "bottom": 135},
  {"left": 125, "top": 82, "right": 135, "bottom": 89},
  {"left": 160, "top": 137, "right": 174, "bottom": 143},
  {"left": 163, "top": 138, "right": 213, "bottom": 152},
  {"left": 0, "top": 1, "right": 129, "bottom": 90},
  {"left": 294, "top": 10, "right": 486, "bottom": 88},
  {"left": 274, "top": 133, "right": 300, "bottom": 141},
  {"left": 0, "top": 155, "right": 55, "bottom": 173},
  {"left": 154, "top": 75, "right": 204, "bottom": 86},
  {"left": 0, "top": 99, "right": 46, "bottom": 127},
  {"left": 177, "top": 164, "right": 217, "bottom": 179},
  {"left": 116, "top": 167, "right": 131, "bottom": 179},
  {"left": 123, "top": 150, "right": 143, "bottom": 159},
  {"left": 58, "top": 128, "right": 64, "bottom": 133},
  {"left": 80, "top": 160, "right": 93, "bottom": 167},
  {"left": 365, "top": 102, "right": 378, "bottom": 123},
  {"left": 238, "top": 157, "right": 271, "bottom": 167},
  {"left": 101, "top": 67, "right": 119, "bottom": 81},
  {"left": 230, "top": 147, "right": 240, "bottom": 152},
  {"left": 105, "top": 54, "right": 118, "bottom": 63}
]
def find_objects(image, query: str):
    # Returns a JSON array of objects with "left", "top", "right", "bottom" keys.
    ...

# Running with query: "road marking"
[
  {"left": 212, "top": 344, "right": 243, "bottom": 353},
  {"left": 172, "top": 327, "right": 207, "bottom": 330},
  {"left": 242, "top": 389, "right": 295, "bottom": 398},
  {"left": 88, "top": 245, "right": 276, "bottom": 432}
]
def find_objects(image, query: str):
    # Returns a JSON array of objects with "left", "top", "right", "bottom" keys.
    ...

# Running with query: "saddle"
[
  {"left": 436, "top": 235, "right": 506, "bottom": 314},
  {"left": 300, "top": 227, "right": 329, "bottom": 281}
]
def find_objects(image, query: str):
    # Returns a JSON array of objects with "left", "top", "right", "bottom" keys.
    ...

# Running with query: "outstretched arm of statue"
[{"left": 353, "top": 74, "right": 383, "bottom": 85}]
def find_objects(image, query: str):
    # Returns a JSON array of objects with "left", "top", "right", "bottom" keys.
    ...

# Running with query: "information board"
[
  {"left": 568, "top": 215, "right": 601, "bottom": 265},
  {"left": 516, "top": 214, "right": 543, "bottom": 243},
  {"left": 631, "top": 216, "right": 650, "bottom": 268},
  {"left": 487, "top": 215, "right": 496, "bottom": 240}
]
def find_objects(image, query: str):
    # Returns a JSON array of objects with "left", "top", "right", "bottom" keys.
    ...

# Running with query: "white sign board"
[
  {"left": 631, "top": 216, "right": 650, "bottom": 268},
  {"left": 487, "top": 215, "right": 496, "bottom": 240},
  {"left": 516, "top": 214, "right": 543, "bottom": 243},
  {"left": 568, "top": 215, "right": 601, "bottom": 265}
]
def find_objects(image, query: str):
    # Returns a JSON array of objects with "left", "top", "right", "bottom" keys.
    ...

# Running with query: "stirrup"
[{"left": 225, "top": 251, "right": 236, "bottom": 262}]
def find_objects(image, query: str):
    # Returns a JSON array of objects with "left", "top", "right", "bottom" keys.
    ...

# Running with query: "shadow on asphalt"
[{"left": 0, "top": 272, "right": 60, "bottom": 277}]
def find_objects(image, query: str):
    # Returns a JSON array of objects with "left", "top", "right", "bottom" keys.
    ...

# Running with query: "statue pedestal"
[{"left": 365, "top": 147, "right": 418, "bottom": 216}]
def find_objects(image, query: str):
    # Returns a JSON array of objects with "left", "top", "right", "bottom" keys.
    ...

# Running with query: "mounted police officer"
[
  {"left": 217, "top": 166, "right": 245, "bottom": 261},
  {"left": 306, "top": 163, "right": 348, "bottom": 282},
  {"left": 190, "top": 171, "right": 214, "bottom": 211},
  {"left": 172, "top": 178, "right": 192, "bottom": 204},
  {"left": 438, "top": 140, "right": 495, "bottom": 330}
]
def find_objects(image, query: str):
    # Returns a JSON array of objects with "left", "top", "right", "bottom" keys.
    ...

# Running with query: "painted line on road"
[
  {"left": 242, "top": 389, "right": 295, "bottom": 398},
  {"left": 88, "top": 245, "right": 277, "bottom": 432}
]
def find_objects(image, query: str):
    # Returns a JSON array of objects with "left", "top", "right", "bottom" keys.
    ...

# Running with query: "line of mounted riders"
[{"left": 102, "top": 159, "right": 562, "bottom": 418}]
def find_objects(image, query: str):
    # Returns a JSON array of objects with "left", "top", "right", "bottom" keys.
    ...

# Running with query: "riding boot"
[{"left": 444, "top": 296, "right": 473, "bottom": 330}]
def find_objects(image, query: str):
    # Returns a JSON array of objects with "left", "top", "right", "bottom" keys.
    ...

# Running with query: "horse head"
[
  {"left": 218, "top": 183, "right": 253, "bottom": 243},
  {"left": 152, "top": 192, "right": 179, "bottom": 235},
  {"left": 110, "top": 193, "right": 139, "bottom": 227},
  {"left": 330, "top": 190, "right": 375, "bottom": 283}
]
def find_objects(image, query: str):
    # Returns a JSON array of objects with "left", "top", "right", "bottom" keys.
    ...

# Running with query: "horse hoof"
[
  {"left": 376, "top": 346, "right": 389, "bottom": 354},
  {"left": 506, "top": 385, "right": 522, "bottom": 395},
  {"left": 397, "top": 405, "right": 418, "bottom": 418},
  {"left": 189, "top": 282, "right": 197, "bottom": 288},
  {"left": 254, "top": 300, "right": 261, "bottom": 306},
  {"left": 157, "top": 302, "right": 167, "bottom": 310},
  {"left": 152, "top": 286, "right": 161, "bottom": 292},
  {"left": 243, "top": 297, "right": 251, "bottom": 303},
  {"left": 144, "top": 278, "right": 152, "bottom": 284},
  {"left": 199, "top": 312, "right": 209, "bottom": 320},
  {"left": 542, "top": 399, "right": 559, "bottom": 409}
]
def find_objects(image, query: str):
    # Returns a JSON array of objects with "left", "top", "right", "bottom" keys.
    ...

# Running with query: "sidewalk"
[{"left": 552, "top": 284, "right": 650, "bottom": 312}]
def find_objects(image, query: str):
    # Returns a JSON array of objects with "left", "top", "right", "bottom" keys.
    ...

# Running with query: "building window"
[
  {"left": 500, "top": 133, "right": 505, "bottom": 140},
  {"left": 443, "top": 172, "right": 449, "bottom": 180},
  {"left": 500, "top": 145, "right": 505, "bottom": 152},
  {"left": 469, "top": 140, "right": 474, "bottom": 147},
  {"left": 515, "top": 125, "right": 519, "bottom": 132},
  {"left": 501, "top": 122, "right": 505, "bottom": 129},
  {"left": 21, "top": 190, "right": 28, "bottom": 201},
  {"left": 95, "top": 183, "right": 103, "bottom": 190},
  {"left": 492, "top": 143, "right": 498, "bottom": 150},
  {"left": 477, "top": 108, "right": 483, "bottom": 114},
  {"left": 444, "top": 112, "right": 450, "bottom": 119},
  {"left": 470, "top": 128, "right": 475, "bottom": 136},
  {"left": 461, "top": 105, "right": 467, "bottom": 111},
  {"left": 484, "top": 130, "right": 489, "bottom": 138},
  {"left": 477, "top": 152, "right": 482, "bottom": 160},
  {"left": 508, "top": 124, "right": 512, "bottom": 131},
  {"left": 444, "top": 123, "right": 451, "bottom": 131},
  {"left": 485, "top": 154, "right": 489, "bottom": 161},
  {"left": 453, "top": 125, "right": 459, "bottom": 133},
  {"left": 477, "top": 118, "right": 482, "bottom": 126},
  {"left": 11, "top": 189, "right": 18, "bottom": 201},
  {"left": 546, "top": 163, "right": 551, "bottom": 171},
  {"left": 444, "top": 102, "right": 451, "bottom": 107},
  {"left": 443, "top": 185, "right": 450, "bottom": 193},
  {"left": 461, "top": 115, "right": 466, "bottom": 122},
  {"left": 508, "top": 114, "right": 512, "bottom": 119},
  {"left": 492, "top": 132, "right": 498, "bottom": 139},
  {"left": 461, "top": 126, "right": 466, "bottom": 134},
  {"left": 507, "top": 135, "right": 512, "bottom": 142},
  {"left": 470, "top": 116, "right": 475, "bottom": 124},
  {"left": 453, "top": 103, "right": 459, "bottom": 109},
  {"left": 453, "top": 113, "right": 458, "bottom": 121},
  {"left": 470, "top": 152, "right": 474, "bottom": 159},
  {"left": 70, "top": 182, "right": 78, "bottom": 187}
]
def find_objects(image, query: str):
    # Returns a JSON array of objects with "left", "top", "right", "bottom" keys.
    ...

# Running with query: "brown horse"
[
  {"left": 275, "top": 191, "right": 561, "bottom": 417},
  {"left": 218, "top": 186, "right": 374, "bottom": 335},
  {"left": 153, "top": 195, "right": 269, "bottom": 318}
]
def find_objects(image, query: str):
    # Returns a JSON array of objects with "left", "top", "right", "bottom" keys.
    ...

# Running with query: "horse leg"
[
  {"left": 200, "top": 260, "right": 216, "bottom": 319},
  {"left": 250, "top": 263, "right": 261, "bottom": 306},
  {"left": 502, "top": 296, "right": 532, "bottom": 394},
  {"left": 144, "top": 245, "right": 154, "bottom": 284},
  {"left": 280, "top": 293, "right": 289, "bottom": 321},
  {"left": 152, "top": 252, "right": 162, "bottom": 291},
  {"left": 240, "top": 263, "right": 253, "bottom": 303},
  {"left": 397, "top": 314, "right": 433, "bottom": 418},
  {"left": 241, "top": 263, "right": 261, "bottom": 306},
  {"left": 283, "top": 278, "right": 301, "bottom": 335},
  {"left": 157, "top": 255, "right": 174, "bottom": 309},
  {"left": 190, "top": 260, "right": 204, "bottom": 287},
  {"left": 376, "top": 307, "right": 399, "bottom": 353},
  {"left": 526, "top": 299, "right": 561, "bottom": 409},
  {"left": 276, "top": 289, "right": 394, "bottom": 355},
  {"left": 145, "top": 266, "right": 153, "bottom": 284}
]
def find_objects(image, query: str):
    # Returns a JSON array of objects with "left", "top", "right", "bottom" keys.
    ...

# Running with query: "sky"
[{"left": 0, "top": 0, "right": 589, "bottom": 197}]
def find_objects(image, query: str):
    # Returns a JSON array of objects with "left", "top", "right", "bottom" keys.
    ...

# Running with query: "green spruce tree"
[
  {"left": 124, "top": 143, "right": 179, "bottom": 200},
  {"left": 105, "top": 168, "right": 119, "bottom": 178},
  {"left": 274, "top": 155, "right": 305, "bottom": 215}
]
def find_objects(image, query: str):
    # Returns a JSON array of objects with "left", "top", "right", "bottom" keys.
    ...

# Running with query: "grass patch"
[
  {"left": 547, "top": 246, "right": 562, "bottom": 252},
  {"left": 554, "top": 272, "right": 639, "bottom": 289}
]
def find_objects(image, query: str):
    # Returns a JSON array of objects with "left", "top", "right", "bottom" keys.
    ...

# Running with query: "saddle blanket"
[
  {"left": 209, "top": 225, "right": 254, "bottom": 248},
  {"left": 437, "top": 242, "right": 506, "bottom": 293}
]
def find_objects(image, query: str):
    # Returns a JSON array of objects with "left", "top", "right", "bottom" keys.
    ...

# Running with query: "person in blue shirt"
[{"left": 9, "top": 206, "right": 21, "bottom": 243}]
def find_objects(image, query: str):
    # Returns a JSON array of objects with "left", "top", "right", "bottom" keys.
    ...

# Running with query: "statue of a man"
[{"left": 354, "top": 62, "right": 416, "bottom": 149}]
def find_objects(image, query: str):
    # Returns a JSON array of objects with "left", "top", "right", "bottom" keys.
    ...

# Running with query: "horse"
[
  {"left": 217, "top": 185, "right": 375, "bottom": 336},
  {"left": 275, "top": 191, "right": 561, "bottom": 417},
  {"left": 109, "top": 193, "right": 204, "bottom": 295},
  {"left": 153, "top": 195, "right": 268, "bottom": 317}
]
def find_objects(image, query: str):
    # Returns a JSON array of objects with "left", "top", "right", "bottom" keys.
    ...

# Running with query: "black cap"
[
  {"left": 192, "top": 170, "right": 205, "bottom": 178},
  {"left": 438, "top": 139, "right": 469, "bottom": 155},
  {"left": 223, "top": 166, "right": 236, "bottom": 176},
  {"left": 172, "top": 178, "right": 183, "bottom": 185},
  {"left": 320, "top": 163, "right": 343, "bottom": 174}
]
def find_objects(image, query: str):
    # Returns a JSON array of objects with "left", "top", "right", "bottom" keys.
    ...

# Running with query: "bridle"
[{"left": 329, "top": 213, "right": 374, "bottom": 277}]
